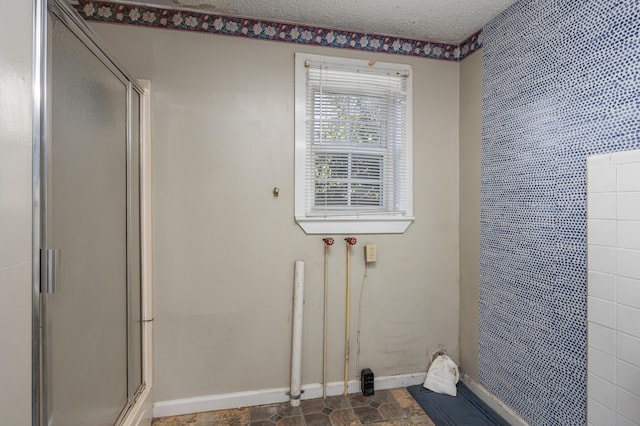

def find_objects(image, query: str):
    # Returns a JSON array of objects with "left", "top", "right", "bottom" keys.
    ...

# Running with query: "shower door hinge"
[{"left": 40, "top": 248, "right": 61, "bottom": 294}]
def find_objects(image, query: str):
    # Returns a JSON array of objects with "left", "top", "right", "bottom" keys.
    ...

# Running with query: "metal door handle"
[{"left": 41, "top": 248, "right": 61, "bottom": 294}]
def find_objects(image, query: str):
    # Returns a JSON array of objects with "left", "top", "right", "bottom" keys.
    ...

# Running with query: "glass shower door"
[
  {"left": 43, "top": 11, "right": 130, "bottom": 425},
  {"left": 128, "top": 88, "right": 144, "bottom": 402}
]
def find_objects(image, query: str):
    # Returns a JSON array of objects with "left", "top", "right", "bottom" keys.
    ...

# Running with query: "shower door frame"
[{"left": 32, "top": 0, "right": 153, "bottom": 424}]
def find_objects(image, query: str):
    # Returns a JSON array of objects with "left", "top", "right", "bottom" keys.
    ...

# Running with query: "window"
[{"left": 295, "top": 53, "right": 414, "bottom": 234}]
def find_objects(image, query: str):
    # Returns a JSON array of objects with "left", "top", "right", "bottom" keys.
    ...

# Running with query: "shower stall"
[{"left": 33, "top": 1, "right": 151, "bottom": 424}]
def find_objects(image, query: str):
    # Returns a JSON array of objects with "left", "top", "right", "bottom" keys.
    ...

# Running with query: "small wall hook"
[{"left": 273, "top": 187, "right": 280, "bottom": 197}]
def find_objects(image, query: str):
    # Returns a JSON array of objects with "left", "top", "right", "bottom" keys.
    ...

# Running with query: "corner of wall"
[{"left": 457, "top": 48, "right": 482, "bottom": 381}]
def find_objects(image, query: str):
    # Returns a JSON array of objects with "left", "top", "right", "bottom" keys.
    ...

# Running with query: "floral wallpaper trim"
[
  {"left": 458, "top": 30, "right": 483, "bottom": 60},
  {"left": 75, "top": 0, "right": 482, "bottom": 61}
]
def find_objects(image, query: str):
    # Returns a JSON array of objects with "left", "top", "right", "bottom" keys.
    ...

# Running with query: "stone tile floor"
[{"left": 152, "top": 388, "right": 435, "bottom": 425}]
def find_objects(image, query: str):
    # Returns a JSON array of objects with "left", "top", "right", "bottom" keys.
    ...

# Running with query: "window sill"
[{"left": 295, "top": 216, "right": 414, "bottom": 235}]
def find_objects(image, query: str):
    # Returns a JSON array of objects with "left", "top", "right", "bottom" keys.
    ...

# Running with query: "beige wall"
[
  {"left": 458, "top": 49, "right": 482, "bottom": 380},
  {"left": 0, "top": 1, "right": 33, "bottom": 424},
  {"left": 92, "top": 23, "right": 461, "bottom": 402}
]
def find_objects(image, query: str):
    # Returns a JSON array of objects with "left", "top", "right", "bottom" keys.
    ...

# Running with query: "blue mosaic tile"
[{"left": 480, "top": 0, "right": 640, "bottom": 425}]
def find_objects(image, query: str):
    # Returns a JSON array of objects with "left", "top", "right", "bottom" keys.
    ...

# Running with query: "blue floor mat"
[{"left": 407, "top": 382, "right": 510, "bottom": 426}]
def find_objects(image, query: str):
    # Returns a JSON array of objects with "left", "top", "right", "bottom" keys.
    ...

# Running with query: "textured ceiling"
[{"left": 116, "top": 0, "right": 518, "bottom": 44}]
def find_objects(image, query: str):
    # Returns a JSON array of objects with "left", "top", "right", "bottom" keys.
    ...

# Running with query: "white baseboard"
[
  {"left": 153, "top": 372, "right": 427, "bottom": 419},
  {"left": 461, "top": 374, "right": 529, "bottom": 426}
]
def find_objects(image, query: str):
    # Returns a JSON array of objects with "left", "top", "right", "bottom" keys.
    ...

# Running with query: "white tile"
[
  {"left": 618, "top": 193, "right": 640, "bottom": 221},
  {"left": 617, "top": 276, "right": 640, "bottom": 309},
  {"left": 589, "top": 373, "right": 616, "bottom": 409},
  {"left": 588, "top": 297, "right": 616, "bottom": 328},
  {"left": 618, "top": 163, "right": 640, "bottom": 192},
  {"left": 611, "top": 149, "right": 640, "bottom": 165},
  {"left": 589, "top": 322, "right": 616, "bottom": 356},
  {"left": 588, "top": 153, "right": 613, "bottom": 167},
  {"left": 618, "top": 332, "right": 640, "bottom": 368},
  {"left": 617, "top": 249, "right": 640, "bottom": 279},
  {"left": 589, "top": 347, "right": 616, "bottom": 382},
  {"left": 616, "top": 414, "right": 638, "bottom": 426},
  {"left": 588, "top": 398, "right": 615, "bottom": 426},
  {"left": 589, "top": 271, "right": 616, "bottom": 301},
  {"left": 589, "top": 193, "right": 617, "bottom": 220},
  {"left": 588, "top": 245, "right": 617, "bottom": 274},
  {"left": 617, "top": 221, "right": 640, "bottom": 250},
  {"left": 617, "top": 361, "right": 640, "bottom": 397},
  {"left": 617, "top": 305, "right": 640, "bottom": 338},
  {"left": 588, "top": 165, "right": 617, "bottom": 193},
  {"left": 588, "top": 219, "right": 617, "bottom": 247},
  {"left": 617, "top": 388, "right": 640, "bottom": 423}
]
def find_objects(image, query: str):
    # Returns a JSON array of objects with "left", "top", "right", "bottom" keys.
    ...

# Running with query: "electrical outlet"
[{"left": 365, "top": 244, "right": 377, "bottom": 263}]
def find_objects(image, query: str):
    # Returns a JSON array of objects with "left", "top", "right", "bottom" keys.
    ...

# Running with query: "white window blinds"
[{"left": 295, "top": 53, "right": 414, "bottom": 234}]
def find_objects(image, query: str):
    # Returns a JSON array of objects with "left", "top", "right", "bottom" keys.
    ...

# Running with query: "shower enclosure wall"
[
  {"left": 586, "top": 150, "right": 640, "bottom": 425},
  {"left": 33, "top": 1, "right": 150, "bottom": 424}
]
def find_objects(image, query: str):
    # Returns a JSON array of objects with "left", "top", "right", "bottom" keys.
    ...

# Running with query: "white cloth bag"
[{"left": 423, "top": 354, "right": 460, "bottom": 396}]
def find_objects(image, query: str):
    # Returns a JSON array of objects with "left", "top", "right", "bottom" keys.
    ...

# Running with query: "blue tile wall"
[{"left": 480, "top": 0, "right": 640, "bottom": 424}]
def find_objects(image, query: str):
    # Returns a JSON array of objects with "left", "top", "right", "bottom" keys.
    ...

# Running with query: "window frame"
[{"left": 294, "top": 53, "right": 414, "bottom": 234}]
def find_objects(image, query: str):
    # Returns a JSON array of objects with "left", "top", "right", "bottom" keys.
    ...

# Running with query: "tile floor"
[{"left": 152, "top": 388, "right": 435, "bottom": 425}]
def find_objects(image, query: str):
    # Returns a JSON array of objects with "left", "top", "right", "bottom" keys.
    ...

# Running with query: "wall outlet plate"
[{"left": 365, "top": 244, "right": 377, "bottom": 262}]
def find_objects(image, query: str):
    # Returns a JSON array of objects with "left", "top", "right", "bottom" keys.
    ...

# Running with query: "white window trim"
[{"left": 294, "top": 53, "right": 414, "bottom": 234}]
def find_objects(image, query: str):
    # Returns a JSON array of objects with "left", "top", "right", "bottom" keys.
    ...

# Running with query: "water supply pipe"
[
  {"left": 322, "top": 237, "right": 334, "bottom": 399},
  {"left": 344, "top": 237, "right": 357, "bottom": 395},
  {"left": 290, "top": 260, "right": 305, "bottom": 407}
]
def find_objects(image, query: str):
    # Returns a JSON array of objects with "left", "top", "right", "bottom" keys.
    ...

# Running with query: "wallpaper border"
[{"left": 74, "top": 0, "right": 482, "bottom": 61}]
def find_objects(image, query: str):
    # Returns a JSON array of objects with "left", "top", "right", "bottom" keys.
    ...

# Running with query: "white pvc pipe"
[{"left": 290, "top": 260, "right": 305, "bottom": 407}]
